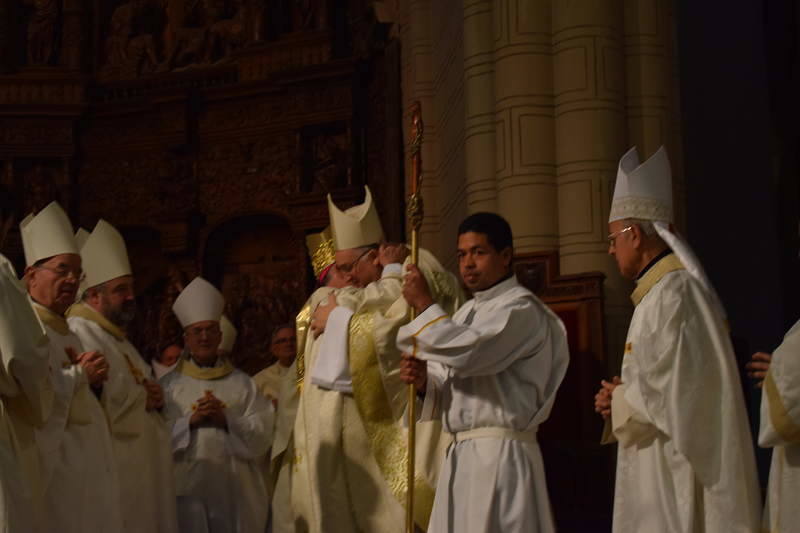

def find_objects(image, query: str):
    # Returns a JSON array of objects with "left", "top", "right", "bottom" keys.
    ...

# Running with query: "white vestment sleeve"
[
  {"left": 397, "top": 299, "right": 542, "bottom": 377},
  {"left": 310, "top": 306, "right": 354, "bottom": 392},
  {"left": 759, "top": 320, "right": 800, "bottom": 447},
  {"left": 171, "top": 415, "right": 192, "bottom": 452},
  {"left": 611, "top": 384, "right": 658, "bottom": 447},
  {"left": 225, "top": 389, "right": 274, "bottom": 460}
]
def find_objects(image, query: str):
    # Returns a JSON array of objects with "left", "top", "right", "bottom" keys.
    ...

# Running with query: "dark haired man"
[{"left": 398, "top": 211, "right": 569, "bottom": 533}]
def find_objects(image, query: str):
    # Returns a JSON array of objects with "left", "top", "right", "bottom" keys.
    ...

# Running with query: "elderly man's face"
[
  {"left": 607, "top": 220, "right": 640, "bottom": 280},
  {"left": 25, "top": 253, "right": 83, "bottom": 316},
  {"left": 184, "top": 320, "right": 222, "bottom": 366},
  {"left": 335, "top": 247, "right": 381, "bottom": 288}
]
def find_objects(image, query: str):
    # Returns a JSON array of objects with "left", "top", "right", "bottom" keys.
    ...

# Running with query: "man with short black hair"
[{"left": 398, "top": 211, "right": 569, "bottom": 533}]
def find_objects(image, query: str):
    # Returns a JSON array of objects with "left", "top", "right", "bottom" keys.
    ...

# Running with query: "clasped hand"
[{"left": 190, "top": 391, "right": 227, "bottom": 429}]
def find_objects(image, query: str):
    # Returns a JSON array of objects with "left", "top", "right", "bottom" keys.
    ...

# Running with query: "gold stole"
[
  {"left": 348, "top": 312, "right": 435, "bottom": 529},
  {"left": 294, "top": 302, "right": 313, "bottom": 391},
  {"left": 177, "top": 357, "right": 235, "bottom": 380}
]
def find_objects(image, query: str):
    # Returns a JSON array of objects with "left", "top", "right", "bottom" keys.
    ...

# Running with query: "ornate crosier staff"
[{"left": 405, "top": 101, "right": 424, "bottom": 533}]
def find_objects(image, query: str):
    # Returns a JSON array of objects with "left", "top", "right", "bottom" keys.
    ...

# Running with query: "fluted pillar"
[
  {"left": 624, "top": 0, "right": 685, "bottom": 229},
  {"left": 462, "top": 0, "right": 496, "bottom": 212},
  {"left": 553, "top": 0, "right": 629, "bottom": 365},
  {"left": 494, "top": 0, "right": 558, "bottom": 253}
]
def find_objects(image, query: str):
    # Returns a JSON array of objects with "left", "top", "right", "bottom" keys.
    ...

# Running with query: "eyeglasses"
[
  {"left": 185, "top": 325, "right": 221, "bottom": 337},
  {"left": 35, "top": 265, "right": 86, "bottom": 283},
  {"left": 607, "top": 226, "right": 633, "bottom": 247},
  {"left": 336, "top": 248, "right": 373, "bottom": 274}
]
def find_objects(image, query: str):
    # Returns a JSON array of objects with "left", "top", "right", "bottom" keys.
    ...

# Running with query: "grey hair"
[{"left": 624, "top": 218, "right": 658, "bottom": 237}]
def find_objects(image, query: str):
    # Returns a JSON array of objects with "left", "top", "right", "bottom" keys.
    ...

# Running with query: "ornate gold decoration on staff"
[{"left": 406, "top": 101, "right": 424, "bottom": 533}]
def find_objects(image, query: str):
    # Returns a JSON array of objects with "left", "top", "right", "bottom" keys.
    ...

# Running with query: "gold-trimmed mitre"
[
  {"left": 306, "top": 227, "right": 335, "bottom": 278},
  {"left": 20, "top": 201, "right": 79, "bottom": 266},
  {"left": 609, "top": 146, "right": 673, "bottom": 224},
  {"left": 327, "top": 186, "right": 384, "bottom": 251}
]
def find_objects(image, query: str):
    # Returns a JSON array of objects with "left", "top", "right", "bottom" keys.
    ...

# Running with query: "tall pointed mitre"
[
  {"left": 609, "top": 146, "right": 672, "bottom": 223},
  {"left": 306, "top": 226, "right": 335, "bottom": 279},
  {"left": 611, "top": 146, "right": 727, "bottom": 316},
  {"left": 75, "top": 228, "right": 91, "bottom": 250},
  {"left": 327, "top": 186, "right": 384, "bottom": 251},
  {"left": 218, "top": 315, "right": 237, "bottom": 353},
  {"left": 80, "top": 220, "right": 132, "bottom": 289},
  {"left": 172, "top": 277, "right": 224, "bottom": 328},
  {"left": 20, "top": 201, "right": 79, "bottom": 266}
]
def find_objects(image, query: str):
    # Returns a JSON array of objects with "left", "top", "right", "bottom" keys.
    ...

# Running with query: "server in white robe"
[
  {"left": 0, "top": 188, "right": 54, "bottom": 533},
  {"left": 162, "top": 276, "right": 274, "bottom": 533},
  {"left": 397, "top": 212, "right": 569, "bottom": 533},
  {"left": 746, "top": 322, "right": 800, "bottom": 532},
  {"left": 66, "top": 219, "right": 179, "bottom": 533},
  {"left": 21, "top": 201, "right": 122, "bottom": 533},
  {"left": 594, "top": 147, "right": 761, "bottom": 532}
]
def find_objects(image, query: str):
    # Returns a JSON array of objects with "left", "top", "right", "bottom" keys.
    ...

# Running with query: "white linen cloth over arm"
[{"left": 310, "top": 263, "right": 402, "bottom": 392}]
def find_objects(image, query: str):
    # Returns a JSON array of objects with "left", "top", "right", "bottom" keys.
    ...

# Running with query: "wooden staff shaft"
[{"left": 406, "top": 101, "right": 424, "bottom": 533}]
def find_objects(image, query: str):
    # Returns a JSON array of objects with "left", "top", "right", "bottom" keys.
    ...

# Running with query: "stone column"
[
  {"left": 462, "top": 0, "right": 497, "bottom": 213},
  {"left": 552, "top": 0, "right": 629, "bottom": 366},
  {"left": 493, "top": 0, "right": 558, "bottom": 254},
  {"left": 623, "top": 0, "right": 684, "bottom": 229}
]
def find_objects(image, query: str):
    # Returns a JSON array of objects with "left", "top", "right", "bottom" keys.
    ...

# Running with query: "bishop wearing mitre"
[
  {"left": 67, "top": 219, "right": 178, "bottom": 533},
  {"left": 161, "top": 276, "right": 274, "bottom": 533},
  {"left": 22, "top": 202, "right": 122, "bottom": 533}
]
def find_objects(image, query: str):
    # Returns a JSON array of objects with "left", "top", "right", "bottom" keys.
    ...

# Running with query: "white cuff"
[
  {"left": 611, "top": 385, "right": 658, "bottom": 448},
  {"left": 225, "top": 411, "right": 257, "bottom": 459},
  {"left": 310, "top": 306, "right": 354, "bottom": 392},
  {"left": 396, "top": 303, "right": 448, "bottom": 354},
  {"left": 171, "top": 415, "right": 192, "bottom": 452},
  {"left": 381, "top": 263, "right": 402, "bottom": 277}
]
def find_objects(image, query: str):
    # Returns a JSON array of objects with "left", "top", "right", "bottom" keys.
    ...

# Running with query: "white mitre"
[
  {"left": 80, "top": 220, "right": 132, "bottom": 289},
  {"left": 609, "top": 146, "right": 672, "bottom": 223},
  {"left": 612, "top": 146, "right": 727, "bottom": 316},
  {"left": 218, "top": 315, "right": 237, "bottom": 353},
  {"left": 327, "top": 186, "right": 384, "bottom": 251},
  {"left": 20, "top": 201, "right": 79, "bottom": 266},
  {"left": 75, "top": 228, "right": 91, "bottom": 250},
  {"left": 172, "top": 277, "right": 224, "bottom": 329}
]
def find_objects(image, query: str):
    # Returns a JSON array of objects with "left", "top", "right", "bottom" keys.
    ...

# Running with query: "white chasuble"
[
  {"left": 396, "top": 275, "right": 568, "bottom": 533},
  {"left": 32, "top": 303, "right": 122, "bottom": 533},
  {"left": 759, "top": 319, "right": 800, "bottom": 533},
  {"left": 161, "top": 358, "right": 274, "bottom": 533},
  {"left": 0, "top": 255, "right": 53, "bottom": 533},
  {"left": 67, "top": 302, "right": 178, "bottom": 533},
  {"left": 608, "top": 254, "right": 760, "bottom": 532}
]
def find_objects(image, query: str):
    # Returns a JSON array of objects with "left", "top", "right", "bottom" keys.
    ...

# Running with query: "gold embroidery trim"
[
  {"left": 65, "top": 302, "right": 126, "bottom": 341},
  {"left": 631, "top": 254, "right": 685, "bottom": 306},
  {"left": 764, "top": 371, "right": 800, "bottom": 444},
  {"left": 33, "top": 304, "right": 70, "bottom": 336},
  {"left": 295, "top": 302, "right": 312, "bottom": 392},
  {"left": 348, "top": 312, "right": 436, "bottom": 529},
  {"left": 412, "top": 314, "right": 448, "bottom": 339}
]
